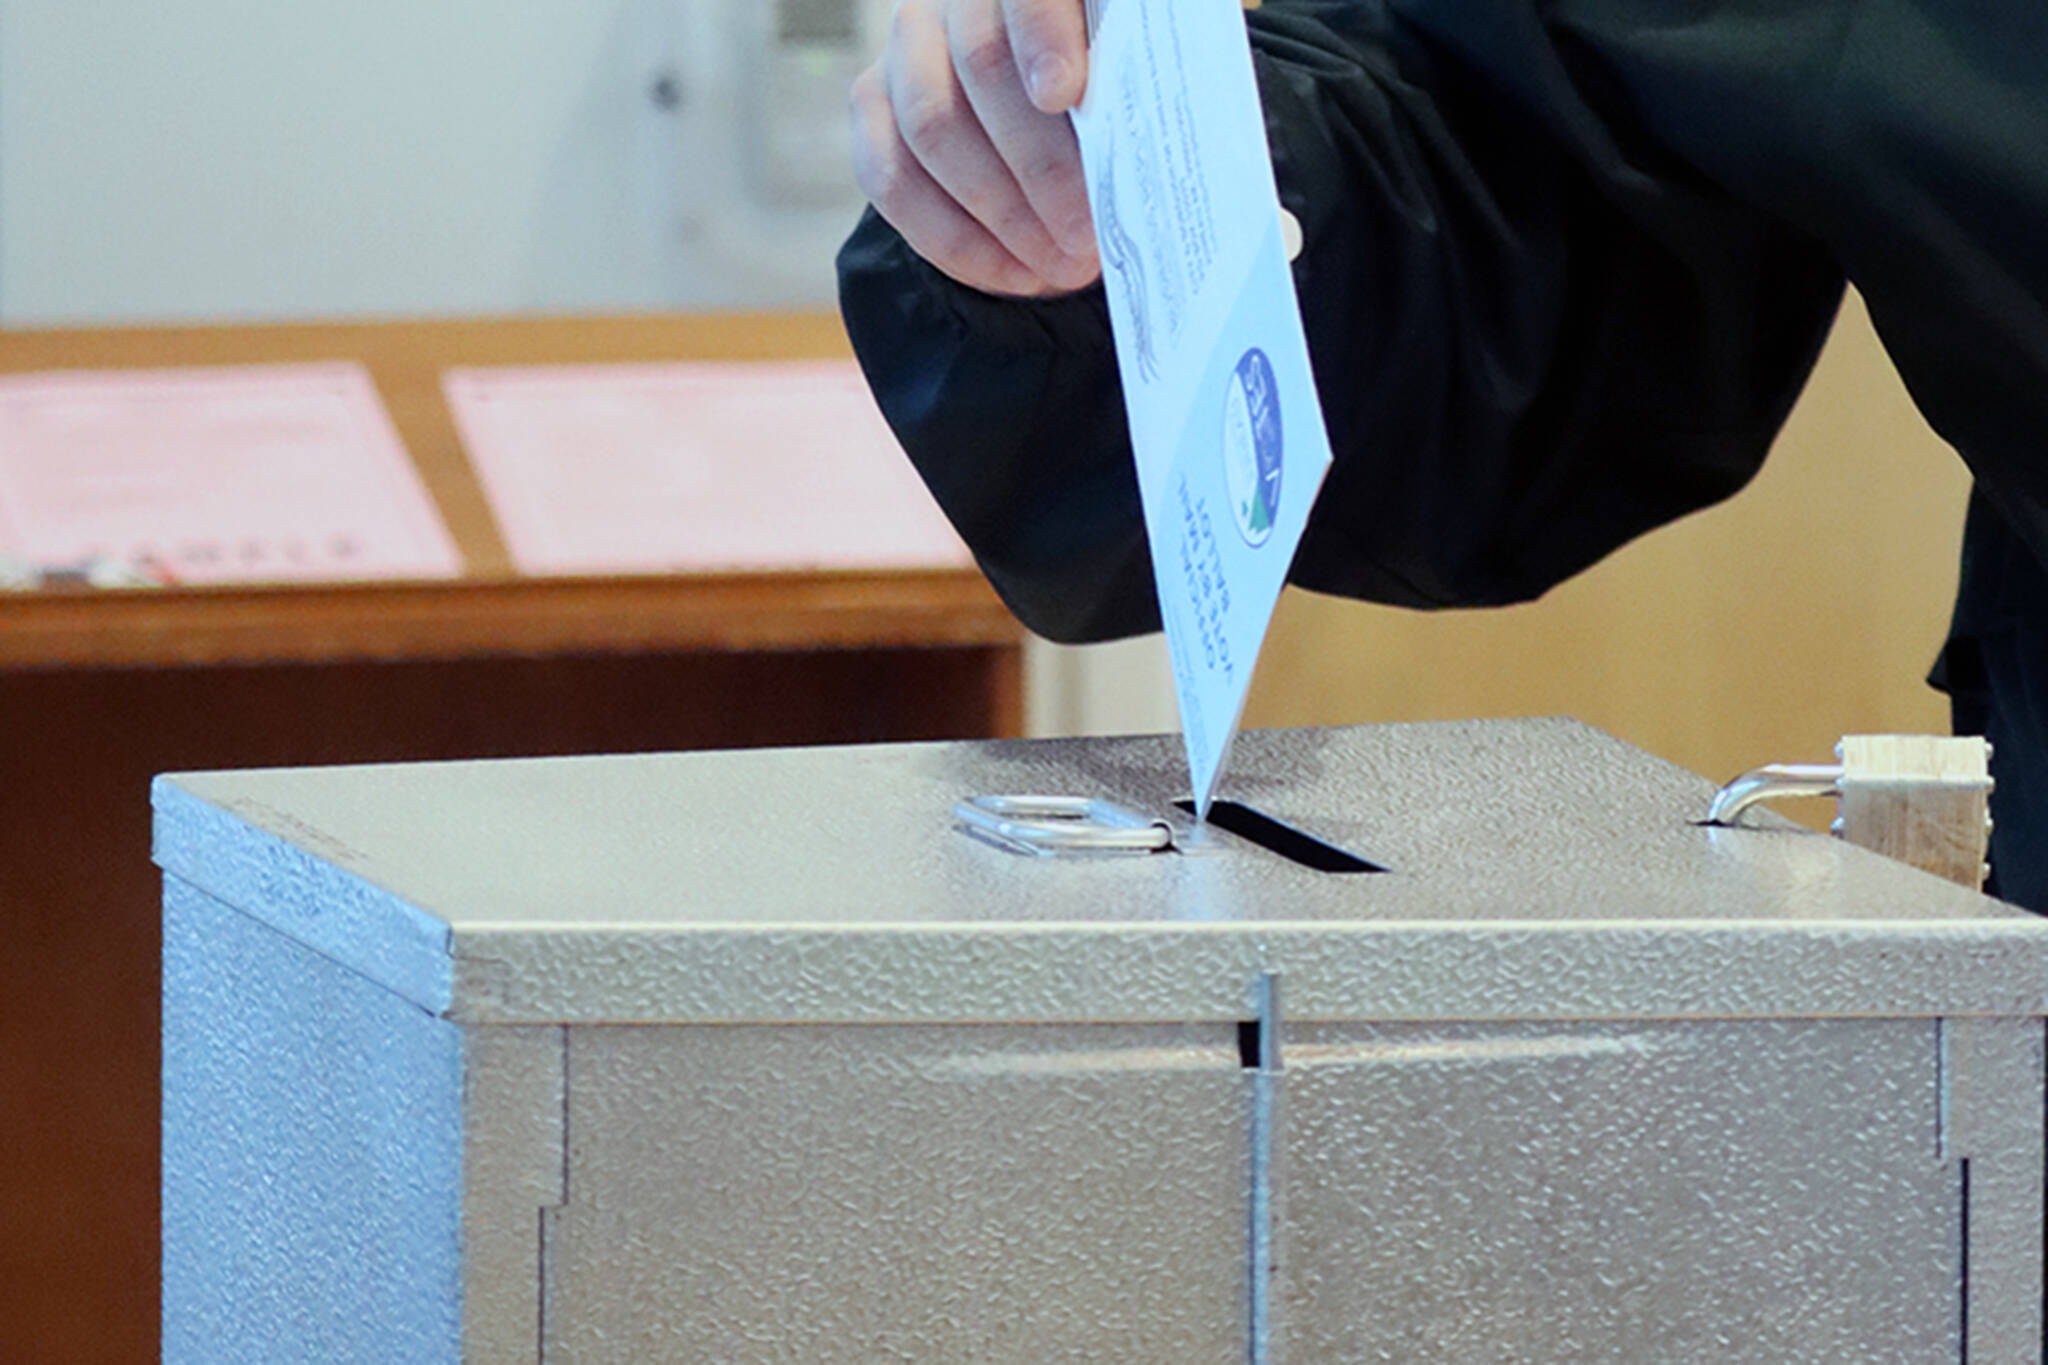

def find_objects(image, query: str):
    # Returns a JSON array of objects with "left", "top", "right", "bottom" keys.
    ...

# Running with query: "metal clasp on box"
[
  {"left": 1706, "top": 735, "right": 1994, "bottom": 890},
  {"left": 953, "top": 795, "right": 1174, "bottom": 857}
]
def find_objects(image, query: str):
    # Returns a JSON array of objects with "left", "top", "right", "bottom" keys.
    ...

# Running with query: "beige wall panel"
[{"left": 1244, "top": 291, "right": 1973, "bottom": 825}]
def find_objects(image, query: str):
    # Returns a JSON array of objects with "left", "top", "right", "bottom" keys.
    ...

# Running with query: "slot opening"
[{"left": 1174, "top": 798, "right": 1385, "bottom": 874}]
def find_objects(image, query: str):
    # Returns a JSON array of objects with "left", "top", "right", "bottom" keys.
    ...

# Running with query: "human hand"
[{"left": 850, "top": 0, "right": 1101, "bottom": 298}]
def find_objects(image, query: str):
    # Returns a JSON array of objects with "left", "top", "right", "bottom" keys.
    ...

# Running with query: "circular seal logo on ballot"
[{"left": 1223, "top": 348, "right": 1284, "bottom": 547}]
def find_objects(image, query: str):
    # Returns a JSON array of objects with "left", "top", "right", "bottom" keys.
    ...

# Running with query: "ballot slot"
[{"left": 1175, "top": 799, "right": 1385, "bottom": 874}]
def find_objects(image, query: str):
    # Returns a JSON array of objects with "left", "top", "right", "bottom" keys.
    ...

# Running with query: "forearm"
[
  {"left": 1268, "top": 0, "right": 1844, "bottom": 606},
  {"left": 839, "top": 209, "right": 1157, "bottom": 642},
  {"left": 841, "top": 0, "right": 1848, "bottom": 633}
]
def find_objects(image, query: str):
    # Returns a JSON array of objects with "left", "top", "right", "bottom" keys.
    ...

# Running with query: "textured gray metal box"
[{"left": 156, "top": 719, "right": 2048, "bottom": 1362}]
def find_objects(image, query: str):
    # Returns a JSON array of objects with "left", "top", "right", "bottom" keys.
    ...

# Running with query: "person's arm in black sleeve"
[
  {"left": 839, "top": 212, "right": 1154, "bottom": 641},
  {"left": 839, "top": 0, "right": 1848, "bottom": 638}
]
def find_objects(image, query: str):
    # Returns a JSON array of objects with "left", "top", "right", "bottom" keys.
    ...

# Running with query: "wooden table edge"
[{"left": 0, "top": 569, "right": 1026, "bottom": 669}]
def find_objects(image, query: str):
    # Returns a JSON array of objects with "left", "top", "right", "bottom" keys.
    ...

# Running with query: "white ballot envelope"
[{"left": 1073, "top": 0, "right": 1335, "bottom": 818}]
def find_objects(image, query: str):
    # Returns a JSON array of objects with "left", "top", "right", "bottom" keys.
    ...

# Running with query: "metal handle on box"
[
  {"left": 1705, "top": 764, "right": 1845, "bottom": 827},
  {"left": 953, "top": 794, "right": 1174, "bottom": 855}
]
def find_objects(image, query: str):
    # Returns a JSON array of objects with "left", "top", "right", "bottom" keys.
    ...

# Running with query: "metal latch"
[
  {"left": 1707, "top": 735, "right": 1994, "bottom": 890},
  {"left": 952, "top": 795, "right": 1175, "bottom": 857}
]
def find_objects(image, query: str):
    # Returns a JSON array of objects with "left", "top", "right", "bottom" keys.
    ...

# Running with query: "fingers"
[
  {"left": 848, "top": 0, "right": 1097, "bottom": 296},
  {"left": 851, "top": 64, "right": 1048, "bottom": 297},
  {"left": 883, "top": 0, "right": 1095, "bottom": 292},
  {"left": 1000, "top": 0, "right": 1090, "bottom": 113},
  {"left": 946, "top": 0, "right": 1098, "bottom": 262}
]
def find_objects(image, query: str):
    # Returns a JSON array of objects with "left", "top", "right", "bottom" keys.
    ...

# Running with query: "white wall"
[{"left": 0, "top": 0, "right": 890, "bottom": 321}]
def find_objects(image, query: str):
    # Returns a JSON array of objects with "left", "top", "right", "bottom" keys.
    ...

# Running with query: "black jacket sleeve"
[{"left": 838, "top": 0, "right": 1846, "bottom": 644}]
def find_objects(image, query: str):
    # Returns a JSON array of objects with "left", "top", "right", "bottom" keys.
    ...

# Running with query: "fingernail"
[{"left": 1027, "top": 53, "right": 1068, "bottom": 109}]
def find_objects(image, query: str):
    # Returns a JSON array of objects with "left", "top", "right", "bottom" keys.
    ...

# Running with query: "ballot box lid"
[{"left": 153, "top": 719, "right": 2048, "bottom": 1025}]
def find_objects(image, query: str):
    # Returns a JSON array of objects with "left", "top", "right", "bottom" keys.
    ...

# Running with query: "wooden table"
[{"left": 0, "top": 315, "right": 1023, "bottom": 1365}]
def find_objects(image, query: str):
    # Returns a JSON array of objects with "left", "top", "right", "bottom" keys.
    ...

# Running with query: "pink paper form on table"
[
  {"left": 443, "top": 361, "right": 971, "bottom": 576},
  {"left": 0, "top": 363, "right": 461, "bottom": 584}
]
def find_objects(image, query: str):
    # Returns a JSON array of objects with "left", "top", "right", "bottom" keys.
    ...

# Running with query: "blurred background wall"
[{"left": 0, "top": 0, "right": 888, "bottom": 320}]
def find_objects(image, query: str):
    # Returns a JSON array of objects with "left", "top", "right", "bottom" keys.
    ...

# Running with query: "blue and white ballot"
[{"left": 1073, "top": 0, "right": 1334, "bottom": 819}]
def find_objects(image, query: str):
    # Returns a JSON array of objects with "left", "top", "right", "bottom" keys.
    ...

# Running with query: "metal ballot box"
[{"left": 157, "top": 719, "right": 2048, "bottom": 1363}]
